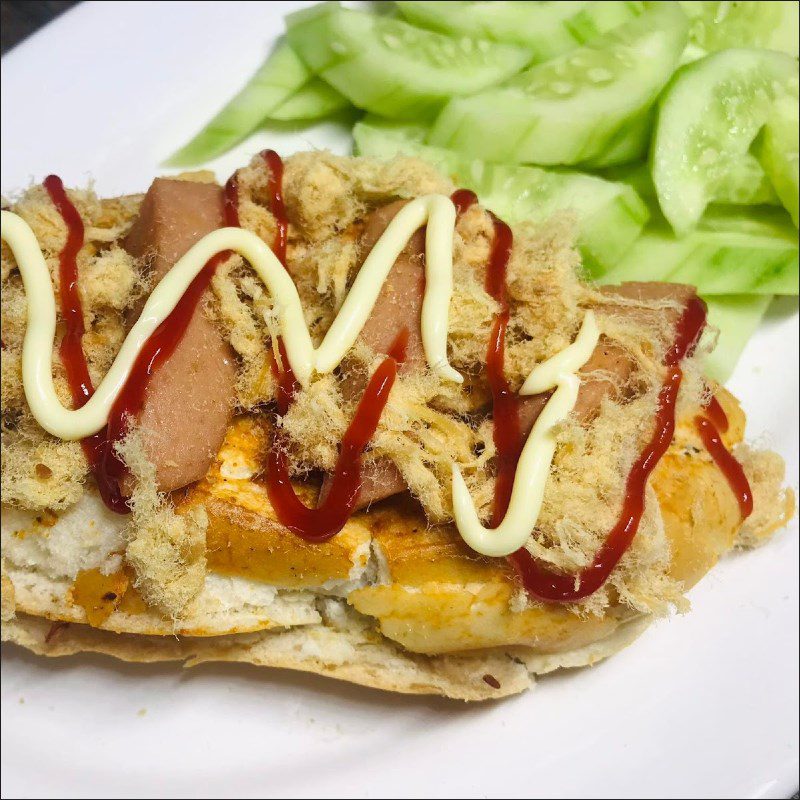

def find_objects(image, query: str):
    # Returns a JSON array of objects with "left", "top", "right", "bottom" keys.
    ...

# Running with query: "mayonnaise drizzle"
[
  {"left": 1, "top": 198, "right": 600, "bottom": 559},
  {"left": 452, "top": 311, "right": 600, "bottom": 557},
  {"left": 1, "top": 194, "right": 459, "bottom": 441}
]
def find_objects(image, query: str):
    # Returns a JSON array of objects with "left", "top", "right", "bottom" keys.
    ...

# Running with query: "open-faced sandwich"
[{"left": 0, "top": 151, "right": 794, "bottom": 700}]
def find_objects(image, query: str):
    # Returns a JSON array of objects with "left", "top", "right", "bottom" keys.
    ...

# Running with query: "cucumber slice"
[
  {"left": 167, "top": 41, "right": 310, "bottom": 166},
  {"left": 652, "top": 47, "right": 798, "bottom": 236},
  {"left": 396, "top": 1, "right": 645, "bottom": 62},
  {"left": 599, "top": 162, "right": 658, "bottom": 201},
  {"left": 353, "top": 116, "right": 434, "bottom": 151},
  {"left": 581, "top": 107, "right": 653, "bottom": 168},
  {"left": 353, "top": 116, "right": 649, "bottom": 271},
  {"left": 269, "top": 79, "right": 350, "bottom": 121},
  {"left": 703, "top": 294, "right": 773, "bottom": 383},
  {"left": 711, "top": 153, "right": 782, "bottom": 206},
  {"left": 354, "top": 117, "right": 466, "bottom": 177},
  {"left": 700, "top": 204, "right": 799, "bottom": 240},
  {"left": 605, "top": 156, "right": 781, "bottom": 206},
  {"left": 285, "top": 3, "right": 533, "bottom": 119},
  {"left": 681, "top": 1, "right": 800, "bottom": 58},
  {"left": 757, "top": 94, "right": 800, "bottom": 225},
  {"left": 599, "top": 207, "right": 799, "bottom": 295},
  {"left": 461, "top": 160, "right": 649, "bottom": 272},
  {"left": 566, "top": 1, "right": 648, "bottom": 43},
  {"left": 428, "top": 1, "right": 689, "bottom": 164}
]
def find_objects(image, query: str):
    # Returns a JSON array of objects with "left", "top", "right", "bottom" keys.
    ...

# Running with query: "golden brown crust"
[{"left": 2, "top": 612, "right": 532, "bottom": 701}]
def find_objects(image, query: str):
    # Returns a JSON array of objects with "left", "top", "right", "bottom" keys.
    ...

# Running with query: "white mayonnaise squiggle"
[
  {"left": 0, "top": 195, "right": 459, "bottom": 441},
  {"left": 1, "top": 198, "right": 600, "bottom": 558},
  {"left": 451, "top": 311, "right": 600, "bottom": 557}
]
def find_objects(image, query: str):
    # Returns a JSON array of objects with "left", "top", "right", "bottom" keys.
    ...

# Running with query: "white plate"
[{"left": 1, "top": 2, "right": 798, "bottom": 798}]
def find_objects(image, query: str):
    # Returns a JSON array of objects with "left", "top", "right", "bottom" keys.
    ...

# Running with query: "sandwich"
[{"left": 1, "top": 150, "right": 794, "bottom": 700}]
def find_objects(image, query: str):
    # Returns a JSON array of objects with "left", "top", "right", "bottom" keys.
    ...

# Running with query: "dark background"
[
  {"left": 1, "top": 2, "right": 798, "bottom": 797},
  {"left": 1, "top": 0, "right": 77, "bottom": 54}
]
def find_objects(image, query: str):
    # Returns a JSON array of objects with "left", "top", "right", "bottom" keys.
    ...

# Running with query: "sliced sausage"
[
  {"left": 322, "top": 200, "right": 426, "bottom": 510},
  {"left": 572, "top": 336, "right": 637, "bottom": 423},
  {"left": 600, "top": 281, "right": 699, "bottom": 329},
  {"left": 354, "top": 200, "right": 427, "bottom": 373},
  {"left": 519, "top": 282, "right": 700, "bottom": 436},
  {"left": 122, "top": 178, "right": 238, "bottom": 492}
]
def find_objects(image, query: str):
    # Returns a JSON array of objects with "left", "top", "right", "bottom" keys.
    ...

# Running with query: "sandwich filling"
[{"left": 1, "top": 150, "right": 793, "bottom": 699}]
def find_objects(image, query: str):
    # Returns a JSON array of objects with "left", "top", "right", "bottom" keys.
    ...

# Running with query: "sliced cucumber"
[
  {"left": 599, "top": 161, "right": 657, "bottom": 200},
  {"left": 269, "top": 78, "right": 350, "bottom": 121},
  {"left": 599, "top": 208, "right": 799, "bottom": 295},
  {"left": 652, "top": 47, "right": 798, "bottom": 236},
  {"left": 757, "top": 94, "right": 800, "bottom": 226},
  {"left": 712, "top": 153, "right": 782, "bottom": 207},
  {"left": 581, "top": 107, "right": 653, "bottom": 168},
  {"left": 353, "top": 116, "right": 434, "bottom": 151},
  {"left": 428, "top": 1, "right": 689, "bottom": 164},
  {"left": 285, "top": 3, "right": 533, "bottom": 119},
  {"left": 396, "top": 1, "right": 645, "bottom": 62},
  {"left": 566, "top": 1, "right": 648, "bottom": 43},
  {"left": 461, "top": 160, "right": 649, "bottom": 272},
  {"left": 354, "top": 116, "right": 468, "bottom": 176},
  {"left": 681, "top": 1, "right": 800, "bottom": 58},
  {"left": 605, "top": 156, "right": 780, "bottom": 206},
  {"left": 700, "top": 204, "right": 799, "bottom": 240},
  {"left": 703, "top": 294, "right": 773, "bottom": 383},
  {"left": 353, "top": 116, "right": 649, "bottom": 271},
  {"left": 167, "top": 41, "right": 310, "bottom": 166}
]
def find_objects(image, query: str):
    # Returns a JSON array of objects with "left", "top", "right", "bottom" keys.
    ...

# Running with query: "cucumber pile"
[{"left": 169, "top": 1, "right": 799, "bottom": 382}]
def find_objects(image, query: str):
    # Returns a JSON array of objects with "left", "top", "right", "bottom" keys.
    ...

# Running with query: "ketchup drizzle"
[
  {"left": 695, "top": 389, "right": 751, "bottom": 520},
  {"left": 483, "top": 219, "right": 521, "bottom": 525},
  {"left": 451, "top": 189, "right": 523, "bottom": 527},
  {"left": 451, "top": 189, "right": 479, "bottom": 216},
  {"left": 44, "top": 175, "right": 127, "bottom": 511},
  {"left": 257, "top": 153, "right": 406, "bottom": 542},
  {"left": 509, "top": 298, "right": 709, "bottom": 601},
  {"left": 703, "top": 394, "right": 729, "bottom": 434},
  {"left": 43, "top": 176, "right": 92, "bottom": 406},
  {"left": 694, "top": 416, "right": 753, "bottom": 520},
  {"left": 263, "top": 149, "right": 288, "bottom": 266},
  {"left": 46, "top": 171, "right": 241, "bottom": 513},
  {"left": 266, "top": 330, "right": 407, "bottom": 542}
]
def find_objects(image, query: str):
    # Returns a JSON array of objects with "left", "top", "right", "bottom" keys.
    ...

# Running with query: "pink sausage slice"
[
  {"left": 355, "top": 200, "right": 428, "bottom": 372},
  {"left": 322, "top": 200, "right": 426, "bottom": 510},
  {"left": 520, "top": 282, "right": 700, "bottom": 435},
  {"left": 123, "top": 179, "right": 237, "bottom": 492}
]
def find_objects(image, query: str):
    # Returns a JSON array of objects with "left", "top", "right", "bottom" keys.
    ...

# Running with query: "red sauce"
[
  {"left": 483, "top": 217, "right": 522, "bottom": 526},
  {"left": 224, "top": 171, "right": 241, "bottom": 228},
  {"left": 258, "top": 157, "right": 408, "bottom": 541},
  {"left": 272, "top": 338, "right": 300, "bottom": 416},
  {"left": 509, "top": 297, "right": 708, "bottom": 601},
  {"left": 44, "top": 176, "right": 128, "bottom": 511},
  {"left": 696, "top": 386, "right": 751, "bottom": 519},
  {"left": 451, "top": 189, "right": 478, "bottom": 216},
  {"left": 43, "top": 176, "right": 92, "bottom": 406},
  {"left": 96, "top": 173, "right": 243, "bottom": 499},
  {"left": 449, "top": 189, "right": 522, "bottom": 525},
  {"left": 695, "top": 416, "right": 752, "bottom": 520},
  {"left": 266, "top": 330, "right": 408, "bottom": 542},
  {"left": 47, "top": 168, "right": 741, "bottom": 590},
  {"left": 46, "top": 170, "right": 242, "bottom": 513},
  {"left": 704, "top": 393, "right": 729, "bottom": 433},
  {"left": 262, "top": 149, "right": 288, "bottom": 266}
]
